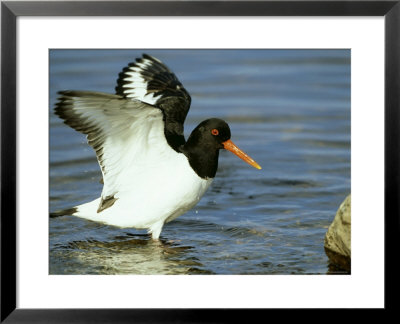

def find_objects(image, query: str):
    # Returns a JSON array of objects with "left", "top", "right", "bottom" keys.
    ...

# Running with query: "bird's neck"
[{"left": 181, "top": 137, "right": 219, "bottom": 179}]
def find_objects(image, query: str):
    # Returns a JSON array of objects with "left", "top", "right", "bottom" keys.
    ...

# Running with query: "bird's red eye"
[{"left": 211, "top": 129, "right": 219, "bottom": 136}]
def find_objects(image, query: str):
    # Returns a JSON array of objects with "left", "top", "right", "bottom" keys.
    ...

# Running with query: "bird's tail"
[{"left": 50, "top": 207, "right": 77, "bottom": 218}]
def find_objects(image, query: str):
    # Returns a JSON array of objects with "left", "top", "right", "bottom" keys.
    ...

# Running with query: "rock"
[{"left": 324, "top": 194, "right": 351, "bottom": 272}]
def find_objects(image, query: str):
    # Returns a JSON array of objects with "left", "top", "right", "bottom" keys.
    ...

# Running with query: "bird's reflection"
[{"left": 59, "top": 234, "right": 210, "bottom": 275}]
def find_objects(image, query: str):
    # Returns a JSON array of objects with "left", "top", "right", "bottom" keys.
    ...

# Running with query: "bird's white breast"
[{"left": 76, "top": 152, "right": 212, "bottom": 229}]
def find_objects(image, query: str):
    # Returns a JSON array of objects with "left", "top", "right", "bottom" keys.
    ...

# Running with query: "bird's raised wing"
[
  {"left": 55, "top": 90, "right": 172, "bottom": 213},
  {"left": 115, "top": 54, "right": 191, "bottom": 126}
]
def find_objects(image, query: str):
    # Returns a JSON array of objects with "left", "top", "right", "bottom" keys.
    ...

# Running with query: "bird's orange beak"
[{"left": 222, "top": 139, "right": 262, "bottom": 170}]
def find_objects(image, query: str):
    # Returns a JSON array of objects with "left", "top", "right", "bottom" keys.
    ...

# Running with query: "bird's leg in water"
[{"left": 148, "top": 221, "right": 164, "bottom": 240}]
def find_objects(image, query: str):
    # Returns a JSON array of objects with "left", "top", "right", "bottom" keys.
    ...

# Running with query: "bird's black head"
[
  {"left": 182, "top": 118, "right": 261, "bottom": 179},
  {"left": 187, "top": 118, "right": 231, "bottom": 150}
]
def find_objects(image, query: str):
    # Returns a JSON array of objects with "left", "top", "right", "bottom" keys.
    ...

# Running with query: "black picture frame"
[{"left": 1, "top": 0, "right": 398, "bottom": 322}]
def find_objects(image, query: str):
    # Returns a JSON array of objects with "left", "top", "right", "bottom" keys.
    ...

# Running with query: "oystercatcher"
[{"left": 52, "top": 54, "right": 261, "bottom": 239}]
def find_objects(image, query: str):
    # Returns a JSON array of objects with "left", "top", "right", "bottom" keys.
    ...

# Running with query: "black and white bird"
[{"left": 53, "top": 54, "right": 261, "bottom": 240}]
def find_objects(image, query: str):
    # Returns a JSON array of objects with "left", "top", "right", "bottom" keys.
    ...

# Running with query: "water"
[{"left": 49, "top": 49, "right": 351, "bottom": 275}]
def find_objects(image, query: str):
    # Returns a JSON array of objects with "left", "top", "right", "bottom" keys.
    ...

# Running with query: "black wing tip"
[
  {"left": 57, "top": 90, "right": 71, "bottom": 95},
  {"left": 50, "top": 207, "right": 77, "bottom": 218},
  {"left": 57, "top": 90, "right": 122, "bottom": 98},
  {"left": 54, "top": 93, "right": 75, "bottom": 119},
  {"left": 142, "top": 53, "right": 152, "bottom": 59},
  {"left": 142, "top": 53, "right": 161, "bottom": 62},
  {"left": 132, "top": 54, "right": 160, "bottom": 65},
  {"left": 125, "top": 53, "right": 162, "bottom": 67},
  {"left": 57, "top": 90, "right": 82, "bottom": 98}
]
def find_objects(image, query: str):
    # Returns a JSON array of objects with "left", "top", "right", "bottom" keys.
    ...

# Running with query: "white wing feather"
[{"left": 55, "top": 91, "right": 173, "bottom": 208}]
